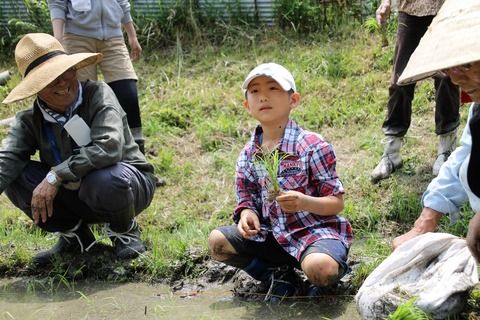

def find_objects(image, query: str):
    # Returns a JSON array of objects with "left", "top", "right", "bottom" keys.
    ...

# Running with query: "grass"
[{"left": 0, "top": 20, "right": 478, "bottom": 316}]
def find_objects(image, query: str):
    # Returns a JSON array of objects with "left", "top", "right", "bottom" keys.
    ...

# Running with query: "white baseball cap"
[{"left": 242, "top": 63, "right": 296, "bottom": 94}]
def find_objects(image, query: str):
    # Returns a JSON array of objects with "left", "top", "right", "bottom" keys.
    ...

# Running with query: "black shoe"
[
  {"left": 265, "top": 267, "right": 296, "bottom": 304},
  {"left": 33, "top": 222, "right": 95, "bottom": 266},
  {"left": 107, "top": 220, "right": 146, "bottom": 259},
  {"left": 306, "top": 284, "right": 326, "bottom": 298},
  {"left": 155, "top": 176, "right": 166, "bottom": 188}
]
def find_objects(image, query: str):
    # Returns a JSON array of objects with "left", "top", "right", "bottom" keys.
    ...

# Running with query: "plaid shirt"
[{"left": 233, "top": 119, "right": 353, "bottom": 261}]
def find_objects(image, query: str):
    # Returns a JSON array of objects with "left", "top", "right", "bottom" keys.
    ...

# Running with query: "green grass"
[{"left": 0, "top": 19, "right": 477, "bottom": 316}]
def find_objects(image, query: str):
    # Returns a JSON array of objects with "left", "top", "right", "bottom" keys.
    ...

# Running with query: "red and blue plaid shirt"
[{"left": 233, "top": 119, "right": 353, "bottom": 261}]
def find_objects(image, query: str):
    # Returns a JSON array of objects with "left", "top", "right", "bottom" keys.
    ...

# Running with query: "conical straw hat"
[{"left": 398, "top": 0, "right": 480, "bottom": 85}]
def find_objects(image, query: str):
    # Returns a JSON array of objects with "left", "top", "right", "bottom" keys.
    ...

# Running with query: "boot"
[
  {"left": 130, "top": 127, "right": 145, "bottom": 154},
  {"left": 432, "top": 129, "right": 457, "bottom": 175},
  {"left": 370, "top": 136, "right": 403, "bottom": 183},
  {"left": 33, "top": 221, "right": 95, "bottom": 266},
  {"left": 106, "top": 220, "right": 146, "bottom": 259}
]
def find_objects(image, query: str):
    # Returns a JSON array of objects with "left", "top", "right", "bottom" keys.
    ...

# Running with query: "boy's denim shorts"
[{"left": 216, "top": 225, "right": 349, "bottom": 276}]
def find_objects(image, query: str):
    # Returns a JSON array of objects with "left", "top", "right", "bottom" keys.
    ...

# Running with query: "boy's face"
[{"left": 244, "top": 76, "right": 300, "bottom": 126}]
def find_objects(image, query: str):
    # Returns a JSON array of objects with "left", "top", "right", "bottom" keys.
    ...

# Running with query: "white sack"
[{"left": 355, "top": 232, "right": 479, "bottom": 319}]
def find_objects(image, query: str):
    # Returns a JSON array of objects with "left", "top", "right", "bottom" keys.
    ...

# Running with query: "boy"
[{"left": 208, "top": 63, "right": 353, "bottom": 303}]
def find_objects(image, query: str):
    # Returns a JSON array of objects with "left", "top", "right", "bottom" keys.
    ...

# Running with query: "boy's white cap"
[{"left": 242, "top": 63, "right": 296, "bottom": 93}]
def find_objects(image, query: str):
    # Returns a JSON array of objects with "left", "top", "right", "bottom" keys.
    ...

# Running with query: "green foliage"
[
  {"left": 0, "top": 0, "right": 51, "bottom": 54},
  {"left": 387, "top": 298, "right": 432, "bottom": 320},
  {"left": 275, "top": 0, "right": 363, "bottom": 36}
]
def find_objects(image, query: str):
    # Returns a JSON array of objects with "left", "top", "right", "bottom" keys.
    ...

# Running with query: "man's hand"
[
  {"left": 467, "top": 211, "right": 480, "bottom": 263},
  {"left": 392, "top": 207, "right": 443, "bottom": 250},
  {"left": 31, "top": 178, "right": 60, "bottom": 224},
  {"left": 276, "top": 190, "right": 304, "bottom": 213},
  {"left": 376, "top": 1, "right": 391, "bottom": 27},
  {"left": 237, "top": 209, "right": 260, "bottom": 239}
]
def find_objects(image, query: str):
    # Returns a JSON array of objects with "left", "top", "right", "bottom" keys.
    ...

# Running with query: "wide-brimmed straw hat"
[
  {"left": 397, "top": 0, "right": 480, "bottom": 85},
  {"left": 2, "top": 33, "right": 103, "bottom": 104}
]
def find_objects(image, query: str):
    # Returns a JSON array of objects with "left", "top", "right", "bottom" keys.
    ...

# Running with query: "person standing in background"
[
  {"left": 47, "top": 0, "right": 145, "bottom": 153},
  {"left": 370, "top": 0, "right": 460, "bottom": 183}
]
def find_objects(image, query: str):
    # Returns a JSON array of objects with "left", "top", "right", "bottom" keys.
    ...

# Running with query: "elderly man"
[{"left": 1, "top": 33, "right": 156, "bottom": 265}]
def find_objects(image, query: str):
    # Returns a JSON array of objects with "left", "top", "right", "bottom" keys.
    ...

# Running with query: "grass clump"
[{"left": 253, "top": 148, "right": 292, "bottom": 202}]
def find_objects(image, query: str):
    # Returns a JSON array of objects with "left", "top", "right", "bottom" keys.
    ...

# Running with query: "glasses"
[
  {"left": 439, "top": 63, "right": 472, "bottom": 76},
  {"left": 46, "top": 67, "right": 77, "bottom": 88}
]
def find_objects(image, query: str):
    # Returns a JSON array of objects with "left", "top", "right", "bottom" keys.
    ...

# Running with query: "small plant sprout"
[{"left": 254, "top": 146, "right": 292, "bottom": 202}]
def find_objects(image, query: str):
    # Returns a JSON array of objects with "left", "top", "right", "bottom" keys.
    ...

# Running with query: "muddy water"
[{"left": 0, "top": 278, "right": 361, "bottom": 319}]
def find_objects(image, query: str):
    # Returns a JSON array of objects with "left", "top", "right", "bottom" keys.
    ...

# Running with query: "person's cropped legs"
[
  {"left": 372, "top": 13, "right": 435, "bottom": 183},
  {"left": 107, "top": 79, "right": 145, "bottom": 153},
  {"left": 432, "top": 75, "right": 460, "bottom": 175},
  {"left": 63, "top": 34, "right": 145, "bottom": 153}
]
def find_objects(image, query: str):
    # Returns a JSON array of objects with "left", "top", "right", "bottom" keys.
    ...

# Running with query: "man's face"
[
  {"left": 37, "top": 68, "right": 79, "bottom": 114},
  {"left": 445, "top": 61, "right": 480, "bottom": 102}
]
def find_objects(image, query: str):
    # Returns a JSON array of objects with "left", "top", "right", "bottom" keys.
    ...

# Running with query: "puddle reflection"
[{"left": 0, "top": 278, "right": 360, "bottom": 319}]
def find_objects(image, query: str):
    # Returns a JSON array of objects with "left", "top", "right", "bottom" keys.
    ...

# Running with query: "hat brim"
[
  {"left": 2, "top": 52, "right": 103, "bottom": 104},
  {"left": 398, "top": 0, "right": 480, "bottom": 85},
  {"left": 242, "top": 74, "right": 293, "bottom": 92}
]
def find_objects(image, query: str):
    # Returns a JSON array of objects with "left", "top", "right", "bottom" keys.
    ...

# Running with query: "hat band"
[{"left": 24, "top": 50, "right": 66, "bottom": 77}]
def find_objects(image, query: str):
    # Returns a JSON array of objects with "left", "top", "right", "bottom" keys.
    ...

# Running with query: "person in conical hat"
[
  {"left": 1, "top": 33, "right": 157, "bottom": 265},
  {"left": 392, "top": 0, "right": 480, "bottom": 262}
]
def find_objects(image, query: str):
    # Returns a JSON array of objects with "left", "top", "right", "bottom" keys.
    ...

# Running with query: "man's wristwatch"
[{"left": 46, "top": 171, "right": 62, "bottom": 187}]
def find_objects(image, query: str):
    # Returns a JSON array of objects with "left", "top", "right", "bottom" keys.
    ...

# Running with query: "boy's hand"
[
  {"left": 238, "top": 209, "right": 260, "bottom": 239},
  {"left": 276, "top": 190, "right": 304, "bottom": 213}
]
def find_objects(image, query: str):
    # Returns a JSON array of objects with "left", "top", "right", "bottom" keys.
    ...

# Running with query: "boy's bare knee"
[
  {"left": 208, "top": 229, "right": 233, "bottom": 261},
  {"left": 302, "top": 253, "right": 340, "bottom": 287}
]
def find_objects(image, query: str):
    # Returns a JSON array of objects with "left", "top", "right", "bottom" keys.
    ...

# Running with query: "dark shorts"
[{"left": 216, "top": 225, "right": 349, "bottom": 276}]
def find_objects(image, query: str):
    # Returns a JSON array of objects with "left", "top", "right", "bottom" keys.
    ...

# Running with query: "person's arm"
[
  {"left": 467, "top": 211, "right": 480, "bottom": 263},
  {"left": 233, "top": 146, "right": 261, "bottom": 223},
  {"left": 376, "top": 0, "right": 391, "bottom": 27},
  {"left": 47, "top": 0, "right": 67, "bottom": 46},
  {"left": 282, "top": 137, "right": 344, "bottom": 216},
  {"left": 51, "top": 19, "right": 65, "bottom": 47},
  {"left": 392, "top": 207, "right": 444, "bottom": 249},
  {"left": 276, "top": 191, "right": 344, "bottom": 216},
  {"left": 123, "top": 21, "right": 142, "bottom": 61}
]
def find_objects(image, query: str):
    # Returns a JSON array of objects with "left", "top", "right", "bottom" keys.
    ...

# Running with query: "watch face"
[{"left": 47, "top": 172, "right": 59, "bottom": 186}]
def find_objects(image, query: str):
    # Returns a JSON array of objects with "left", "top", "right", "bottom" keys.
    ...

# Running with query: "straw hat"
[
  {"left": 397, "top": 0, "right": 480, "bottom": 85},
  {"left": 2, "top": 33, "right": 103, "bottom": 104}
]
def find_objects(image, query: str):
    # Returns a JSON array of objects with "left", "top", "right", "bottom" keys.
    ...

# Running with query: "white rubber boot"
[
  {"left": 370, "top": 136, "right": 403, "bottom": 184},
  {"left": 432, "top": 129, "right": 457, "bottom": 176}
]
